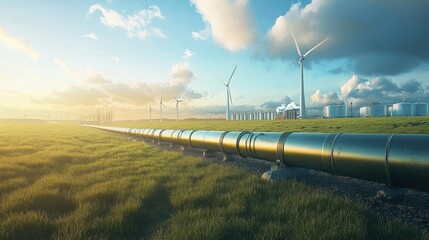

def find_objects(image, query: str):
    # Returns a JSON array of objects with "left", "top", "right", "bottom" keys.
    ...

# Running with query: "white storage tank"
[
  {"left": 371, "top": 104, "right": 387, "bottom": 117},
  {"left": 360, "top": 106, "right": 369, "bottom": 117},
  {"left": 324, "top": 104, "right": 346, "bottom": 118},
  {"left": 392, "top": 102, "right": 414, "bottom": 116},
  {"left": 414, "top": 102, "right": 428, "bottom": 116},
  {"left": 360, "top": 103, "right": 387, "bottom": 117}
]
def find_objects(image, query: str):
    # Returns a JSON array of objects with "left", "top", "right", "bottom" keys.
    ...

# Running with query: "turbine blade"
[
  {"left": 290, "top": 27, "right": 302, "bottom": 57},
  {"left": 172, "top": 92, "right": 178, "bottom": 101},
  {"left": 303, "top": 37, "right": 329, "bottom": 58},
  {"left": 217, "top": 75, "right": 227, "bottom": 86},
  {"left": 227, "top": 65, "right": 237, "bottom": 85}
]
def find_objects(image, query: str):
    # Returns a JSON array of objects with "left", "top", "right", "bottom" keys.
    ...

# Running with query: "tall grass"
[{"left": 0, "top": 120, "right": 428, "bottom": 239}]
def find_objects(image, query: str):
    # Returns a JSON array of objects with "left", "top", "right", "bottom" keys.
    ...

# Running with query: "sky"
[{"left": 1, "top": 0, "right": 429, "bottom": 120}]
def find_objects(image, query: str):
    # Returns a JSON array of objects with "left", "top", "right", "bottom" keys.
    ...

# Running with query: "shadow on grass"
[{"left": 118, "top": 183, "right": 173, "bottom": 239}]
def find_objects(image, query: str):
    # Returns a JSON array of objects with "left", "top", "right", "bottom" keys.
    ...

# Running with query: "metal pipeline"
[{"left": 85, "top": 125, "right": 429, "bottom": 192}]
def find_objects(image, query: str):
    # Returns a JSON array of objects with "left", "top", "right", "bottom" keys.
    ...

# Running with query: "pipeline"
[{"left": 85, "top": 125, "right": 429, "bottom": 192}]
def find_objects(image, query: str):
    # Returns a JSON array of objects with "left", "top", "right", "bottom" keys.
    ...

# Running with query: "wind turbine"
[
  {"left": 291, "top": 27, "right": 328, "bottom": 119},
  {"left": 149, "top": 105, "right": 153, "bottom": 123},
  {"left": 220, "top": 65, "right": 237, "bottom": 121},
  {"left": 172, "top": 93, "right": 184, "bottom": 122},
  {"left": 159, "top": 94, "right": 166, "bottom": 122}
]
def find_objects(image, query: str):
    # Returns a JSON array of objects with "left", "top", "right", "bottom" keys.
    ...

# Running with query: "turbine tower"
[
  {"left": 159, "top": 94, "right": 166, "bottom": 123},
  {"left": 149, "top": 105, "right": 153, "bottom": 123},
  {"left": 291, "top": 27, "right": 328, "bottom": 119},
  {"left": 172, "top": 93, "right": 184, "bottom": 122},
  {"left": 220, "top": 66, "right": 237, "bottom": 121}
]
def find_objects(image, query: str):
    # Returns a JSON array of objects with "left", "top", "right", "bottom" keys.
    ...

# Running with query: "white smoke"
[{"left": 276, "top": 101, "right": 299, "bottom": 113}]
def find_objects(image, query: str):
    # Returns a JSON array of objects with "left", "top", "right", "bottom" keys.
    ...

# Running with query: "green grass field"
[
  {"left": 112, "top": 116, "right": 429, "bottom": 134},
  {"left": 1, "top": 118, "right": 428, "bottom": 239}
]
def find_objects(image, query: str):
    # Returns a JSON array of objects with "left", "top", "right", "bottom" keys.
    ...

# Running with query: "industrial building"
[
  {"left": 231, "top": 111, "right": 277, "bottom": 121},
  {"left": 363, "top": 100, "right": 428, "bottom": 117},
  {"left": 360, "top": 103, "right": 387, "bottom": 117},
  {"left": 323, "top": 103, "right": 346, "bottom": 118},
  {"left": 414, "top": 101, "right": 429, "bottom": 116},
  {"left": 391, "top": 101, "right": 414, "bottom": 116}
]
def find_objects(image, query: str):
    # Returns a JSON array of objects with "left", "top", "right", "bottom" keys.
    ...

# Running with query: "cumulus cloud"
[
  {"left": 83, "top": 70, "right": 110, "bottom": 84},
  {"left": 190, "top": 0, "right": 258, "bottom": 51},
  {"left": 183, "top": 88, "right": 203, "bottom": 99},
  {"left": 260, "top": 95, "right": 292, "bottom": 110},
  {"left": 102, "top": 57, "right": 201, "bottom": 105},
  {"left": 45, "top": 86, "right": 108, "bottom": 106},
  {"left": 45, "top": 49, "right": 203, "bottom": 109},
  {"left": 310, "top": 90, "right": 340, "bottom": 106},
  {"left": 0, "top": 25, "right": 39, "bottom": 60},
  {"left": 315, "top": 75, "right": 429, "bottom": 108},
  {"left": 182, "top": 49, "right": 195, "bottom": 60},
  {"left": 87, "top": 3, "right": 166, "bottom": 39},
  {"left": 401, "top": 79, "right": 424, "bottom": 94},
  {"left": 192, "top": 25, "right": 211, "bottom": 41},
  {"left": 259, "top": 0, "right": 429, "bottom": 76},
  {"left": 84, "top": 32, "right": 98, "bottom": 40}
]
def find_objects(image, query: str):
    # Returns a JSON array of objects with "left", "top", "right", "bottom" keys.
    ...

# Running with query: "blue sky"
[{"left": 0, "top": 0, "right": 428, "bottom": 120}]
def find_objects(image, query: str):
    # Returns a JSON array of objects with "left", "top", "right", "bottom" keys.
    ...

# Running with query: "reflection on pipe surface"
[{"left": 85, "top": 125, "right": 429, "bottom": 192}]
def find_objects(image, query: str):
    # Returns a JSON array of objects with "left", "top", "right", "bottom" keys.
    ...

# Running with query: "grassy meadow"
[
  {"left": 113, "top": 116, "right": 429, "bottom": 134},
  {"left": 1, "top": 118, "right": 428, "bottom": 239}
]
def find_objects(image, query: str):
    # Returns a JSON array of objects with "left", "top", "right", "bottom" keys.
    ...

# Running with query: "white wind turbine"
[
  {"left": 159, "top": 94, "right": 166, "bottom": 123},
  {"left": 291, "top": 27, "right": 328, "bottom": 119},
  {"left": 172, "top": 93, "right": 184, "bottom": 122},
  {"left": 220, "top": 65, "right": 237, "bottom": 121},
  {"left": 149, "top": 105, "right": 153, "bottom": 123}
]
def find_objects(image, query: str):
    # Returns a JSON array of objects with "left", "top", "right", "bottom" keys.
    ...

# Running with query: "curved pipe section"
[{"left": 84, "top": 124, "right": 429, "bottom": 192}]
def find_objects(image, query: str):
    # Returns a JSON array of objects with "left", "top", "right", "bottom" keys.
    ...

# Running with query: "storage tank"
[
  {"left": 324, "top": 104, "right": 346, "bottom": 118},
  {"left": 360, "top": 106, "right": 369, "bottom": 117},
  {"left": 392, "top": 102, "right": 414, "bottom": 116},
  {"left": 360, "top": 103, "right": 387, "bottom": 117},
  {"left": 371, "top": 104, "right": 387, "bottom": 117},
  {"left": 414, "top": 102, "right": 428, "bottom": 116}
]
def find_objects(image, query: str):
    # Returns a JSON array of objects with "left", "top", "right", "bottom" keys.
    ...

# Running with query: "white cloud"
[
  {"left": 83, "top": 69, "right": 111, "bottom": 85},
  {"left": 87, "top": 3, "right": 166, "bottom": 39},
  {"left": 101, "top": 59, "right": 201, "bottom": 106},
  {"left": 192, "top": 31, "right": 206, "bottom": 41},
  {"left": 310, "top": 89, "right": 340, "bottom": 106},
  {"left": 45, "top": 86, "right": 108, "bottom": 107},
  {"left": 190, "top": 0, "right": 258, "bottom": 51},
  {"left": 340, "top": 74, "right": 366, "bottom": 96},
  {"left": 312, "top": 75, "right": 429, "bottom": 109},
  {"left": 182, "top": 49, "right": 195, "bottom": 60},
  {"left": 169, "top": 62, "right": 194, "bottom": 86},
  {"left": 84, "top": 32, "right": 98, "bottom": 40},
  {"left": 192, "top": 25, "right": 210, "bottom": 41},
  {"left": 0, "top": 25, "right": 39, "bottom": 60}
]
